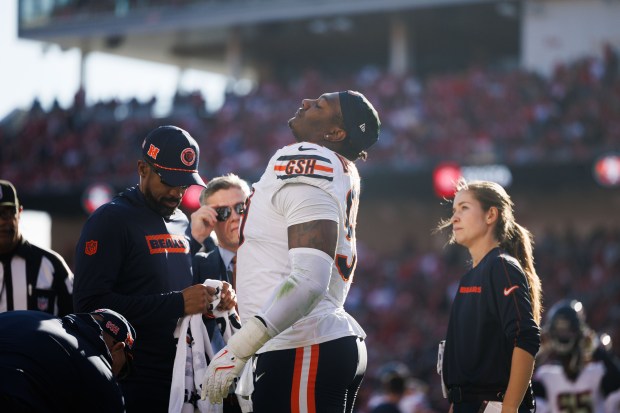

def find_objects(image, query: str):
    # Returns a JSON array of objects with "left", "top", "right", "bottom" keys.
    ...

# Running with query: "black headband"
[{"left": 338, "top": 90, "right": 380, "bottom": 152}]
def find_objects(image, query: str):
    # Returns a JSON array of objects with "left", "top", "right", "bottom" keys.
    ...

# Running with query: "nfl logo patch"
[{"left": 85, "top": 240, "right": 98, "bottom": 256}]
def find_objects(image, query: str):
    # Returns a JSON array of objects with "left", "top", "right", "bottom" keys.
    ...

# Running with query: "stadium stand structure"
[{"left": 17, "top": 0, "right": 522, "bottom": 80}]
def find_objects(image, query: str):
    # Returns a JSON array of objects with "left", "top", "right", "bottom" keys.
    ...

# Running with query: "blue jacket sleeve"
[{"left": 491, "top": 257, "right": 541, "bottom": 357}]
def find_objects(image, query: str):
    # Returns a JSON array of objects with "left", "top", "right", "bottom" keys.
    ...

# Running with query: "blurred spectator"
[
  {"left": 369, "top": 362, "right": 411, "bottom": 413},
  {"left": 2, "top": 47, "right": 620, "bottom": 192},
  {"left": 367, "top": 362, "right": 436, "bottom": 413}
]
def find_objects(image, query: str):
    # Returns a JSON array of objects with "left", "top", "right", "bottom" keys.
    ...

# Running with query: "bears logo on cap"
[{"left": 180, "top": 148, "right": 196, "bottom": 166}]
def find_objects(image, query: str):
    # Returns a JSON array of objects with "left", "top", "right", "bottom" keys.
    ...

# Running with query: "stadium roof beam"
[
  {"left": 17, "top": 0, "right": 520, "bottom": 81},
  {"left": 19, "top": 0, "right": 507, "bottom": 37}
]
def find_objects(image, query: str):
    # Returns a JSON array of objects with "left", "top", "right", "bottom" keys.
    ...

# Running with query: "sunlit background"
[{"left": 1, "top": 1, "right": 620, "bottom": 411}]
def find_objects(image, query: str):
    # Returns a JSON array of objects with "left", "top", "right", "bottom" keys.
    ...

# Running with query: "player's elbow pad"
[{"left": 259, "top": 247, "right": 333, "bottom": 336}]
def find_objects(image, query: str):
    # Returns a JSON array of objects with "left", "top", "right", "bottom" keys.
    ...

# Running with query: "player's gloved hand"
[
  {"left": 201, "top": 316, "right": 271, "bottom": 403},
  {"left": 202, "top": 345, "right": 247, "bottom": 404}
]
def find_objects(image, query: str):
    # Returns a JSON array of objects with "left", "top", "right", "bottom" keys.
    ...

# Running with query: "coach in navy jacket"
[{"left": 73, "top": 126, "right": 215, "bottom": 413}]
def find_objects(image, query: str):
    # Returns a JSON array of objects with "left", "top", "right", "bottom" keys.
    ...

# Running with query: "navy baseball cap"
[
  {"left": 90, "top": 309, "right": 136, "bottom": 359},
  {"left": 338, "top": 90, "right": 381, "bottom": 153},
  {"left": 0, "top": 180, "right": 19, "bottom": 210},
  {"left": 141, "top": 125, "right": 207, "bottom": 188}
]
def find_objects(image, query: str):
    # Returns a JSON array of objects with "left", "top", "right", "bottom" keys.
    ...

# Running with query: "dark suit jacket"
[
  {"left": 192, "top": 247, "right": 243, "bottom": 412},
  {"left": 192, "top": 247, "right": 234, "bottom": 285}
]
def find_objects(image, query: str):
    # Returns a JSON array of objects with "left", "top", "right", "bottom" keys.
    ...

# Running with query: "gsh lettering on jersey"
[{"left": 274, "top": 154, "right": 334, "bottom": 181}]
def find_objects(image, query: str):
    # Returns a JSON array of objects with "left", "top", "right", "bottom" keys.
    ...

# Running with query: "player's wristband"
[{"left": 227, "top": 316, "right": 270, "bottom": 360}]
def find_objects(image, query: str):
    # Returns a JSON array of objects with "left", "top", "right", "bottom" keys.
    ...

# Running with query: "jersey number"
[
  {"left": 556, "top": 390, "right": 593, "bottom": 413},
  {"left": 336, "top": 189, "right": 357, "bottom": 281}
]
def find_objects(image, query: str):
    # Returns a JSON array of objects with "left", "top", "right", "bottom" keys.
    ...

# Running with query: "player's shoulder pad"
[{"left": 271, "top": 142, "right": 347, "bottom": 184}]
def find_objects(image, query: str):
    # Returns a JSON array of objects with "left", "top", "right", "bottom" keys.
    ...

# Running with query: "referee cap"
[
  {"left": 141, "top": 125, "right": 207, "bottom": 188},
  {"left": 338, "top": 90, "right": 381, "bottom": 153},
  {"left": 0, "top": 180, "right": 19, "bottom": 210}
]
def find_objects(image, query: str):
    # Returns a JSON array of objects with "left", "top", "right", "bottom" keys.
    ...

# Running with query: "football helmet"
[
  {"left": 377, "top": 361, "right": 411, "bottom": 395},
  {"left": 543, "top": 299, "right": 586, "bottom": 356}
]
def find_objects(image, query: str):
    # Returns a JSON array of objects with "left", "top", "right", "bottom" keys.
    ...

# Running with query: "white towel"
[
  {"left": 191, "top": 313, "right": 218, "bottom": 413},
  {"left": 169, "top": 279, "right": 244, "bottom": 413},
  {"left": 170, "top": 313, "right": 221, "bottom": 413}
]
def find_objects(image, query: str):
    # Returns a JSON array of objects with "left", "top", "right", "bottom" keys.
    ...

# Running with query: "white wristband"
[{"left": 228, "top": 316, "right": 270, "bottom": 360}]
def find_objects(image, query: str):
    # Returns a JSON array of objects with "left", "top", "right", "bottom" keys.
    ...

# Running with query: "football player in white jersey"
[
  {"left": 532, "top": 299, "right": 620, "bottom": 413},
  {"left": 201, "top": 90, "right": 380, "bottom": 412}
]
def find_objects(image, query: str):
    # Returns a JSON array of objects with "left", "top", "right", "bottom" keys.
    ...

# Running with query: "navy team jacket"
[{"left": 73, "top": 186, "right": 196, "bottom": 388}]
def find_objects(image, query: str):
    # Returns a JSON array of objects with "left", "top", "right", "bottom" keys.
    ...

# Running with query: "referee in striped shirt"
[{"left": 0, "top": 180, "right": 73, "bottom": 315}]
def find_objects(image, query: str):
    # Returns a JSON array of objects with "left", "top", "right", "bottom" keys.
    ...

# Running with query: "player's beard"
[
  {"left": 288, "top": 116, "right": 303, "bottom": 142},
  {"left": 143, "top": 188, "right": 181, "bottom": 218}
]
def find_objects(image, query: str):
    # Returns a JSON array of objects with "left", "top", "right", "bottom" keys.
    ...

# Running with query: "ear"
[
  {"left": 109, "top": 341, "right": 126, "bottom": 369},
  {"left": 138, "top": 160, "right": 148, "bottom": 178},
  {"left": 486, "top": 207, "right": 499, "bottom": 224},
  {"left": 111, "top": 340, "right": 125, "bottom": 355},
  {"left": 325, "top": 128, "right": 346, "bottom": 143},
  {"left": 108, "top": 340, "right": 127, "bottom": 377}
]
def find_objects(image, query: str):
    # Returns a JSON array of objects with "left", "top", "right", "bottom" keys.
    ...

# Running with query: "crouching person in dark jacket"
[{"left": 0, "top": 308, "right": 136, "bottom": 412}]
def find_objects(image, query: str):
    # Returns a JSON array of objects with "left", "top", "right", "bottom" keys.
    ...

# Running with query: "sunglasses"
[
  {"left": 215, "top": 202, "right": 246, "bottom": 222},
  {"left": 145, "top": 160, "right": 189, "bottom": 190}
]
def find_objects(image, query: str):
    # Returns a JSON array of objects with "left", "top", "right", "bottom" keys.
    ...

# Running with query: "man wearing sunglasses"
[
  {"left": 74, "top": 125, "right": 221, "bottom": 412},
  {"left": 190, "top": 173, "right": 250, "bottom": 412},
  {"left": 0, "top": 308, "right": 135, "bottom": 412},
  {"left": 202, "top": 91, "right": 380, "bottom": 413},
  {"left": 191, "top": 173, "right": 250, "bottom": 291}
]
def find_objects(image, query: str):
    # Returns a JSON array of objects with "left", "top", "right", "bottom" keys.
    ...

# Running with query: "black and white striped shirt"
[{"left": 0, "top": 237, "right": 73, "bottom": 315}]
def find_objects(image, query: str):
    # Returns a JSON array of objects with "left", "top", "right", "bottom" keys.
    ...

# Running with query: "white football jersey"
[
  {"left": 534, "top": 362, "right": 607, "bottom": 413},
  {"left": 236, "top": 141, "right": 365, "bottom": 352}
]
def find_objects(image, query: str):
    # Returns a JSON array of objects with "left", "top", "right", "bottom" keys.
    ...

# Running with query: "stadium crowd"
[
  {"left": 1, "top": 45, "right": 619, "bottom": 193},
  {"left": 1, "top": 49, "right": 620, "bottom": 412}
]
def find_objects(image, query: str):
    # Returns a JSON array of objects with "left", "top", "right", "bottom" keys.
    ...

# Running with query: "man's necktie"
[{"left": 230, "top": 255, "right": 236, "bottom": 290}]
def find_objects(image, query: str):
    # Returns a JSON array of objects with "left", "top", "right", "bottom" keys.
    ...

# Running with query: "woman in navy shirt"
[{"left": 437, "top": 179, "right": 542, "bottom": 413}]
